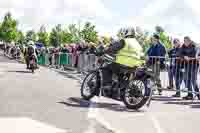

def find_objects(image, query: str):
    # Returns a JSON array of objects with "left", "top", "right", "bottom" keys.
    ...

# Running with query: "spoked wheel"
[
  {"left": 81, "top": 71, "right": 100, "bottom": 100},
  {"left": 123, "top": 79, "right": 150, "bottom": 110}
]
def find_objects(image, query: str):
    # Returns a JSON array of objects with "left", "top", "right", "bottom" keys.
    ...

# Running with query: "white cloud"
[
  {"left": 0, "top": 0, "right": 112, "bottom": 32},
  {"left": 122, "top": 0, "right": 200, "bottom": 42},
  {"left": 185, "top": 0, "right": 200, "bottom": 16},
  {"left": 141, "top": 0, "right": 173, "bottom": 17},
  {"left": 64, "top": 0, "right": 111, "bottom": 18}
]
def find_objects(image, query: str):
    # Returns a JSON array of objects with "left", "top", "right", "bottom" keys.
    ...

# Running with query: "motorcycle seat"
[{"left": 118, "top": 64, "right": 137, "bottom": 73}]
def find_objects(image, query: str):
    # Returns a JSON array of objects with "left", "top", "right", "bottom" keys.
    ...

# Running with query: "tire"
[
  {"left": 81, "top": 71, "right": 100, "bottom": 100},
  {"left": 30, "top": 64, "right": 34, "bottom": 73},
  {"left": 30, "top": 63, "right": 35, "bottom": 74},
  {"left": 122, "top": 79, "right": 151, "bottom": 110},
  {"left": 31, "top": 68, "right": 34, "bottom": 73}
]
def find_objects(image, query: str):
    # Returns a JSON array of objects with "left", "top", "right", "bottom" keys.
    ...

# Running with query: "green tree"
[
  {"left": 68, "top": 24, "right": 81, "bottom": 43},
  {"left": 117, "top": 28, "right": 124, "bottom": 39},
  {"left": 16, "top": 31, "right": 25, "bottom": 45},
  {"left": 80, "top": 22, "right": 98, "bottom": 43},
  {"left": 0, "top": 12, "right": 18, "bottom": 43},
  {"left": 102, "top": 36, "right": 111, "bottom": 45},
  {"left": 61, "top": 30, "right": 73, "bottom": 44},
  {"left": 154, "top": 25, "right": 172, "bottom": 49},
  {"left": 135, "top": 28, "right": 148, "bottom": 46},
  {"left": 49, "top": 24, "right": 62, "bottom": 47},
  {"left": 26, "top": 30, "right": 37, "bottom": 43},
  {"left": 135, "top": 28, "right": 151, "bottom": 53},
  {"left": 37, "top": 25, "right": 49, "bottom": 46},
  {"left": 155, "top": 26, "right": 164, "bottom": 33},
  {"left": 0, "top": 23, "right": 3, "bottom": 41}
]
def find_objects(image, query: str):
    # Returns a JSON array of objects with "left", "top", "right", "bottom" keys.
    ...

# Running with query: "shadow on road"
[
  {"left": 165, "top": 101, "right": 200, "bottom": 105},
  {"left": 57, "top": 71, "right": 81, "bottom": 81},
  {"left": 7, "top": 70, "right": 32, "bottom": 74},
  {"left": 152, "top": 96, "right": 182, "bottom": 102},
  {"left": 58, "top": 97, "right": 144, "bottom": 113},
  {"left": 152, "top": 96, "right": 200, "bottom": 109},
  {"left": 190, "top": 104, "right": 200, "bottom": 108}
]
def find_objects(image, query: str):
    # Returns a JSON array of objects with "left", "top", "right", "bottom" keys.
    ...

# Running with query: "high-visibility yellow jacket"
[{"left": 115, "top": 38, "right": 144, "bottom": 67}]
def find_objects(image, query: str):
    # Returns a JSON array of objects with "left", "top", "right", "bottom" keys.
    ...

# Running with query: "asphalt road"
[
  {"left": 1, "top": 53, "right": 200, "bottom": 133},
  {"left": 0, "top": 53, "right": 113, "bottom": 133}
]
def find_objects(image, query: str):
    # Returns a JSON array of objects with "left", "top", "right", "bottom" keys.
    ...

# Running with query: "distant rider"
[{"left": 25, "top": 41, "right": 38, "bottom": 69}]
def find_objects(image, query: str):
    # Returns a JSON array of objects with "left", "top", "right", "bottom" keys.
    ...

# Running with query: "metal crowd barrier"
[
  {"left": 41, "top": 52, "right": 98, "bottom": 73},
  {"left": 147, "top": 56, "right": 200, "bottom": 95},
  {"left": 4, "top": 47, "right": 23, "bottom": 62}
]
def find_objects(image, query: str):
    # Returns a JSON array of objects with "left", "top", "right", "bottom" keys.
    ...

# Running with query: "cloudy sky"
[{"left": 0, "top": 0, "right": 200, "bottom": 41}]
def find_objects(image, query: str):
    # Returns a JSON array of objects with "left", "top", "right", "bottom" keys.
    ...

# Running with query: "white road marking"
[
  {"left": 94, "top": 114, "right": 122, "bottom": 133},
  {"left": 88, "top": 97, "right": 99, "bottom": 119},
  {"left": 147, "top": 113, "right": 166, "bottom": 133},
  {"left": 87, "top": 96, "right": 122, "bottom": 133},
  {"left": 0, "top": 117, "right": 67, "bottom": 133},
  {"left": 85, "top": 97, "right": 98, "bottom": 133},
  {"left": 84, "top": 120, "right": 96, "bottom": 133},
  {"left": 86, "top": 96, "right": 171, "bottom": 133}
]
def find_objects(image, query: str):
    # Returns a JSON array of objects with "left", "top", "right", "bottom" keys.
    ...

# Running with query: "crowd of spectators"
[{"left": 146, "top": 35, "right": 200, "bottom": 99}]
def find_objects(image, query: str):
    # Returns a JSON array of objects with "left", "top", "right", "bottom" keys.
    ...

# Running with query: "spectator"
[
  {"left": 54, "top": 47, "right": 60, "bottom": 68},
  {"left": 48, "top": 48, "right": 54, "bottom": 66},
  {"left": 66, "top": 44, "right": 75, "bottom": 67},
  {"left": 77, "top": 42, "right": 89, "bottom": 72},
  {"left": 87, "top": 42, "right": 97, "bottom": 71},
  {"left": 168, "top": 38, "right": 181, "bottom": 90},
  {"left": 176, "top": 36, "right": 199, "bottom": 100},
  {"left": 61, "top": 46, "right": 69, "bottom": 53},
  {"left": 87, "top": 42, "right": 96, "bottom": 54},
  {"left": 147, "top": 34, "right": 166, "bottom": 95}
]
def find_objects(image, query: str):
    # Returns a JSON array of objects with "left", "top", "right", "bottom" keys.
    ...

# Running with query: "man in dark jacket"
[
  {"left": 168, "top": 39, "right": 181, "bottom": 90},
  {"left": 147, "top": 34, "right": 166, "bottom": 67},
  {"left": 176, "top": 36, "right": 199, "bottom": 100},
  {"left": 147, "top": 34, "right": 166, "bottom": 95}
]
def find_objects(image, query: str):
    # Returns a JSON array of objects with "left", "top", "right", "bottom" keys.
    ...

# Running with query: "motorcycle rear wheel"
[
  {"left": 30, "top": 59, "right": 36, "bottom": 74},
  {"left": 122, "top": 79, "right": 150, "bottom": 110}
]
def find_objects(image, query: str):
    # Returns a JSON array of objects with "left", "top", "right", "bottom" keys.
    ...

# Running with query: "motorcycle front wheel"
[
  {"left": 122, "top": 79, "right": 151, "bottom": 110},
  {"left": 81, "top": 71, "right": 100, "bottom": 100}
]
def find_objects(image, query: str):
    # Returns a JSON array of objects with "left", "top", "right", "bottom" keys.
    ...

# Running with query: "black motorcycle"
[
  {"left": 81, "top": 54, "right": 156, "bottom": 110},
  {"left": 28, "top": 54, "right": 37, "bottom": 73}
]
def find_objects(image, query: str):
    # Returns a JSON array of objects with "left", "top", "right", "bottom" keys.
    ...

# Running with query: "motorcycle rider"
[
  {"left": 25, "top": 41, "right": 38, "bottom": 69},
  {"left": 101, "top": 28, "right": 144, "bottom": 92}
]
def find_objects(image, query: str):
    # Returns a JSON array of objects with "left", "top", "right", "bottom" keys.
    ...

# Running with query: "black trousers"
[{"left": 102, "top": 63, "right": 123, "bottom": 86}]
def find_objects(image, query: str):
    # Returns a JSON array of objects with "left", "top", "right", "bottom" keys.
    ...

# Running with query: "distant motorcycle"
[
  {"left": 81, "top": 53, "right": 156, "bottom": 110},
  {"left": 28, "top": 54, "right": 37, "bottom": 73}
]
